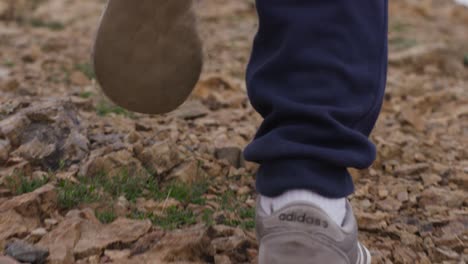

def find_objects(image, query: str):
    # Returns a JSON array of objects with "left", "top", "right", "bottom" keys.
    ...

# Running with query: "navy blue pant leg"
[{"left": 244, "top": 0, "right": 389, "bottom": 198}]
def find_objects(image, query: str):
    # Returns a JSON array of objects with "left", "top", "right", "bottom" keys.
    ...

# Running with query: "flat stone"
[
  {"left": 5, "top": 239, "right": 49, "bottom": 264},
  {"left": 356, "top": 212, "right": 389, "bottom": 231},
  {"left": 73, "top": 218, "right": 151, "bottom": 259},
  {"left": 104, "top": 249, "right": 131, "bottom": 261},
  {"left": 419, "top": 187, "right": 465, "bottom": 208},
  {"left": 0, "top": 114, "right": 30, "bottom": 147},
  {"left": 0, "top": 139, "right": 10, "bottom": 163},
  {"left": 0, "top": 184, "right": 56, "bottom": 218},
  {"left": 215, "top": 147, "right": 243, "bottom": 168},
  {"left": 28, "top": 228, "right": 47, "bottom": 243},
  {"left": 167, "top": 160, "right": 201, "bottom": 184},
  {"left": 38, "top": 217, "right": 83, "bottom": 264},
  {"left": 0, "top": 210, "right": 39, "bottom": 249},
  {"left": 171, "top": 100, "right": 209, "bottom": 120},
  {"left": 0, "top": 256, "right": 21, "bottom": 264},
  {"left": 214, "top": 255, "right": 232, "bottom": 264},
  {"left": 83, "top": 149, "right": 148, "bottom": 177},
  {"left": 12, "top": 137, "right": 56, "bottom": 164},
  {"left": 137, "top": 141, "right": 183, "bottom": 174}
]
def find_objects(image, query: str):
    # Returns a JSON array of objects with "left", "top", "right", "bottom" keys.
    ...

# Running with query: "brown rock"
[
  {"left": 136, "top": 198, "right": 180, "bottom": 214},
  {"left": 434, "top": 247, "right": 459, "bottom": 261},
  {"left": 38, "top": 216, "right": 81, "bottom": 264},
  {"left": 31, "top": 171, "right": 48, "bottom": 181},
  {"left": 44, "top": 218, "right": 58, "bottom": 230},
  {"left": 167, "top": 160, "right": 201, "bottom": 184},
  {"left": 70, "top": 96, "right": 94, "bottom": 111},
  {"left": 73, "top": 218, "right": 151, "bottom": 259},
  {"left": 449, "top": 171, "right": 468, "bottom": 189},
  {"left": 55, "top": 169, "right": 78, "bottom": 183},
  {"left": 113, "top": 196, "right": 130, "bottom": 216},
  {"left": 70, "top": 71, "right": 90, "bottom": 86},
  {"left": 0, "top": 100, "right": 89, "bottom": 170},
  {"left": 0, "top": 77, "right": 19, "bottom": 92},
  {"left": 237, "top": 186, "right": 251, "bottom": 196},
  {"left": 388, "top": 43, "right": 447, "bottom": 65},
  {"left": 420, "top": 173, "right": 442, "bottom": 186},
  {"left": 11, "top": 137, "right": 55, "bottom": 164},
  {"left": 130, "top": 230, "right": 166, "bottom": 256},
  {"left": 170, "top": 100, "right": 209, "bottom": 120},
  {"left": 214, "top": 255, "right": 232, "bottom": 264},
  {"left": 0, "top": 210, "right": 39, "bottom": 249},
  {"left": 419, "top": 187, "right": 465, "bottom": 208},
  {"left": 0, "top": 256, "right": 21, "bottom": 264},
  {"left": 377, "top": 197, "right": 402, "bottom": 212},
  {"left": 5, "top": 239, "right": 49, "bottom": 264},
  {"left": 0, "top": 114, "right": 30, "bottom": 146},
  {"left": 0, "top": 184, "right": 56, "bottom": 218},
  {"left": 137, "top": 141, "right": 183, "bottom": 175},
  {"left": 356, "top": 212, "right": 388, "bottom": 231},
  {"left": 135, "top": 122, "right": 152, "bottom": 132},
  {"left": 26, "top": 228, "right": 47, "bottom": 244},
  {"left": 125, "top": 131, "right": 141, "bottom": 144},
  {"left": 394, "top": 163, "right": 430, "bottom": 176},
  {"left": 211, "top": 235, "right": 251, "bottom": 262},
  {"left": 125, "top": 226, "right": 210, "bottom": 263},
  {"left": 61, "top": 130, "right": 89, "bottom": 165},
  {"left": 0, "top": 160, "right": 31, "bottom": 182},
  {"left": 83, "top": 149, "right": 148, "bottom": 177},
  {"left": 0, "top": 139, "right": 11, "bottom": 162},
  {"left": 392, "top": 246, "right": 419, "bottom": 263},
  {"left": 377, "top": 188, "right": 389, "bottom": 198},
  {"left": 215, "top": 147, "right": 243, "bottom": 168},
  {"left": 396, "top": 191, "right": 409, "bottom": 202},
  {"left": 0, "top": 188, "right": 12, "bottom": 198},
  {"left": 104, "top": 249, "right": 131, "bottom": 261}
]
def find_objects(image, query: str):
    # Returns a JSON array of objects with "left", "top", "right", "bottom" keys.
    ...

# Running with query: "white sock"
[{"left": 260, "top": 190, "right": 346, "bottom": 226}]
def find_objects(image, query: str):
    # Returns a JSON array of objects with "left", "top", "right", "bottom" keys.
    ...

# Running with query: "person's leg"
[
  {"left": 247, "top": 1, "right": 387, "bottom": 262},
  {"left": 245, "top": 0, "right": 388, "bottom": 200}
]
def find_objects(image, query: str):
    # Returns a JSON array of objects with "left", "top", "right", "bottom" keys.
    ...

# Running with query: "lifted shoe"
[{"left": 93, "top": 0, "right": 203, "bottom": 114}]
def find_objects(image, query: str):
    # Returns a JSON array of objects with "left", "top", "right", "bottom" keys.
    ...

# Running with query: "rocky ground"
[{"left": 0, "top": 0, "right": 467, "bottom": 263}]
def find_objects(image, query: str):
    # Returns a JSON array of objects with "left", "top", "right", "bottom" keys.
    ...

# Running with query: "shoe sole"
[
  {"left": 357, "top": 243, "right": 372, "bottom": 264},
  {"left": 93, "top": 0, "right": 203, "bottom": 114},
  {"left": 258, "top": 232, "right": 372, "bottom": 264}
]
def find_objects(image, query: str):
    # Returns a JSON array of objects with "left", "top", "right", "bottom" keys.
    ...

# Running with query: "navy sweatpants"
[{"left": 244, "top": 0, "right": 388, "bottom": 198}]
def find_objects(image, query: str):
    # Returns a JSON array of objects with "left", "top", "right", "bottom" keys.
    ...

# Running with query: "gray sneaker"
[{"left": 256, "top": 199, "right": 371, "bottom": 264}]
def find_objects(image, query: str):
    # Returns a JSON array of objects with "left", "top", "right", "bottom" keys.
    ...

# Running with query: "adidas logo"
[{"left": 279, "top": 212, "right": 329, "bottom": 228}]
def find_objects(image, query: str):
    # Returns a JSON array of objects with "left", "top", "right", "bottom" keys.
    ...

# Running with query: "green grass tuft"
[
  {"left": 75, "top": 63, "right": 95, "bottom": 80},
  {"left": 30, "top": 19, "right": 65, "bottom": 31},
  {"left": 162, "top": 180, "right": 208, "bottom": 205},
  {"left": 57, "top": 179, "right": 101, "bottom": 210},
  {"left": 96, "top": 101, "right": 134, "bottom": 118},
  {"left": 96, "top": 209, "right": 117, "bottom": 224},
  {"left": 129, "top": 206, "right": 197, "bottom": 230},
  {"left": 53, "top": 167, "right": 253, "bottom": 230},
  {"left": 391, "top": 21, "right": 411, "bottom": 33},
  {"left": 3, "top": 60, "right": 15, "bottom": 68},
  {"left": 79, "top": 91, "right": 93, "bottom": 99},
  {"left": 97, "top": 170, "right": 150, "bottom": 202},
  {"left": 216, "top": 191, "right": 255, "bottom": 229},
  {"left": 5, "top": 173, "right": 49, "bottom": 195},
  {"left": 389, "top": 37, "right": 418, "bottom": 51}
]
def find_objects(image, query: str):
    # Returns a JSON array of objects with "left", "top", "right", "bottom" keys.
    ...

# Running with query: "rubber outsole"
[
  {"left": 357, "top": 243, "right": 372, "bottom": 264},
  {"left": 93, "top": 0, "right": 203, "bottom": 114}
]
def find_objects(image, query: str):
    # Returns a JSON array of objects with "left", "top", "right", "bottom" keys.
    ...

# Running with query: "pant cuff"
[{"left": 255, "top": 159, "right": 354, "bottom": 198}]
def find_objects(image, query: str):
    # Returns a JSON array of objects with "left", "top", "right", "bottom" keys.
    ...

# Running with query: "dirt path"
[{"left": 0, "top": 0, "right": 467, "bottom": 263}]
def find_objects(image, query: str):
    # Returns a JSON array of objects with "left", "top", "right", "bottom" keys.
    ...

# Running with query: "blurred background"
[{"left": 0, "top": 0, "right": 467, "bottom": 263}]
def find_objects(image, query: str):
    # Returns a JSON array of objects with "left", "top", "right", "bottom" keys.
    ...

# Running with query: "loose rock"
[{"left": 5, "top": 239, "right": 49, "bottom": 264}]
